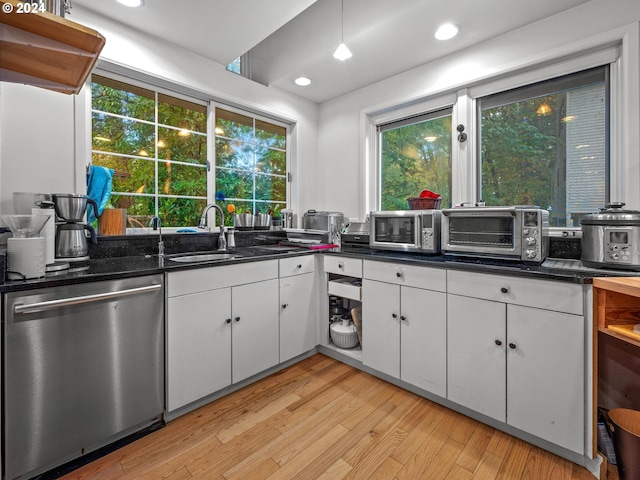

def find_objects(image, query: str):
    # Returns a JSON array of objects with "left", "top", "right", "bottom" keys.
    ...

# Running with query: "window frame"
[
  {"left": 366, "top": 93, "right": 457, "bottom": 213},
  {"left": 89, "top": 72, "right": 210, "bottom": 230},
  {"left": 377, "top": 106, "right": 454, "bottom": 210},
  {"left": 86, "top": 70, "right": 292, "bottom": 233},
  {"left": 366, "top": 45, "right": 624, "bottom": 229},
  {"left": 211, "top": 101, "right": 291, "bottom": 219},
  {"left": 475, "top": 65, "right": 610, "bottom": 226}
]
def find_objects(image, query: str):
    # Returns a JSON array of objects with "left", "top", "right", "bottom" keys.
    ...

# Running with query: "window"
[
  {"left": 91, "top": 75, "right": 208, "bottom": 228},
  {"left": 378, "top": 108, "right": 452, "bottom": 210},
  {"left": 214, "top": 108, "right": 287, "bottom": 225},
  {"left": 478, "top": 66, "right": 609, "bottom": 227},
  {"left": 226, "top": 53, "right": 251, "bottom": 79}
]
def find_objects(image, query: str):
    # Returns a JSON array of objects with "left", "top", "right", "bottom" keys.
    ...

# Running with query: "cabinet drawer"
[
  {"left": 324, "top": 255, "right": 362, "bottom": 277},
  {"left": 167, "top": 260, "right": 278, "bottom": 297},
  {"left": 279, "top": 255, "right": 315, "bottom": 277},
  {"left": 328, "top": 277, "right": 362, "bottom": 301},
  {"left": 363, "top": 260, "right": 446, "bottom": 292},
  {"left": 447, "top": 269, "right": 583, "bottom": 315}
]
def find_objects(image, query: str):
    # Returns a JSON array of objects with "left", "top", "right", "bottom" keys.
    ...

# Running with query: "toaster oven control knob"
[
  {"left": 610, "top": 252, "right": 619, "bottom": 260},
  {"left": 525, "top": 249, "right": 537, "bottom": 260},
  {"left": 525, "top": 237, "right": 537, "bottom": 246},
  {"left": 523, "top": 229, "right": 529, "bottom": 235}
]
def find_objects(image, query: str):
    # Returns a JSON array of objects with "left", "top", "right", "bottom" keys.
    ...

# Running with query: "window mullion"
[{"left": 155, "top": 91, "right": 159, "bottom": 218}]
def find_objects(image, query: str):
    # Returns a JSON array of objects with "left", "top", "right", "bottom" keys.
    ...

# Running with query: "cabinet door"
[
  {"left": 447, "top": 294, "right": 506, "bottom": 422},
  {"left": 167, "top": 287, "right": 231, "bottom": 412},
  {"left": 362, "top": 279, "right": 400, "bottom": 378},
  {"left": 401, "top": 286, "right": 447, "bottom": 397},
  {"left": 232, "top": 279, "right": 280, "bottom": 383},
  {"left": 507, "top": 305, "right": 584, "bottom": 454},
  {"left": 280, "top": 272, "right": 316, "bottom": 362}
]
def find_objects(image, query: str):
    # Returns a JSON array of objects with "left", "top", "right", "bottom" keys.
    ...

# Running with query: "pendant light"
[{"left": 333, "top": 0, "right": 352, "bottom": 61}]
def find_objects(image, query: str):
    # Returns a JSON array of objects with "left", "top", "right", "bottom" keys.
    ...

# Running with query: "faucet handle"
[{"left": 218, "top": 232, "right": 227, "bottom": 251}]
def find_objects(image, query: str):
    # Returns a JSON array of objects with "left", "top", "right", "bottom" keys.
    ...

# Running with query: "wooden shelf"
[
  {"left": 593, "top": 277, "right": 640, "bottom": 348},
  {"left": 0, "top": 0, "right": 105, "bottom": 94}
]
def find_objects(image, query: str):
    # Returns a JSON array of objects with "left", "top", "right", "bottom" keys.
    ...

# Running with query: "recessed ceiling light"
[
  {"left": 116, "top": 0, "right": 144, "bottom": 7},
  {"left": 295, "top": 77, "right": 312, "bottom": 86},
  {"left": 435, "top": 23, "right": 459, "bottom": 40}
]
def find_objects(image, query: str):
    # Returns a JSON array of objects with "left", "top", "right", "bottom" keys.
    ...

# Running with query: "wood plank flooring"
[{"left": 59, "top": 354, "right": 614, "bottom": 480}]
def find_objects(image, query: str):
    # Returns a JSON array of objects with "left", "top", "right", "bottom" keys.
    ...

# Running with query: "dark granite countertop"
[
  {"left": 331, "top": 247, "right": 640, "bottom": 284},
  {"left": 1, "top": 230, "right": 637, "bottom": 293},
  {"left": 0, "top": 245, "right": 316, "bottom": 293}
]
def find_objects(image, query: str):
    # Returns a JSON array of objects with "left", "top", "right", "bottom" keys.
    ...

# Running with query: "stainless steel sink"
[{"left": 166, "top": 252, "right": 241, "bottom": 263}]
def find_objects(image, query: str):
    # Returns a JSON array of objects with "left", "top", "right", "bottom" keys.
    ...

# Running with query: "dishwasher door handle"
[{"left": 14, "top": 284, "right": 163, "bottom": 315}]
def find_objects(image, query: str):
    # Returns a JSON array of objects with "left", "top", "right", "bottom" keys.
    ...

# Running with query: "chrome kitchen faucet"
[
  {"left": 150, "top": 216, "right": 164, "bottom": 257},
  {"left": 198, "top": 204, "right": 227, "bottom": 251}
]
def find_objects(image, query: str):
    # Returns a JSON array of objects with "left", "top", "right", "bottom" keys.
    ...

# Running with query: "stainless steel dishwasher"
[{"left": 3, "top": 274, "right": 164, "bottom": 480}]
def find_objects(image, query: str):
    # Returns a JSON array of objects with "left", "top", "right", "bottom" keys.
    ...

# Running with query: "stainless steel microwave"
[
  {"left": 441, "top": 206, "right": 549, "bottom": 262},
  {"left": 369, "top": 210, "right": 441, "bottom": 253}
]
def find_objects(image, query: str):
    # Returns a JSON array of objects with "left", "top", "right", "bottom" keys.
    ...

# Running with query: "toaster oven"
[{"left": 441, "top": 206, "right": 549, "bottom": 262}]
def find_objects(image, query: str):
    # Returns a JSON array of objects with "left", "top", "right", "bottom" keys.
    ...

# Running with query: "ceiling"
[{"left": 71, "top": 0, "right": 590, "bottom": 104}]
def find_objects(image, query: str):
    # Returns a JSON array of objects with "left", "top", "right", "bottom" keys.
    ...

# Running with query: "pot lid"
[{"left": 581, "top": 202, "right": 640, "bottom": 225}]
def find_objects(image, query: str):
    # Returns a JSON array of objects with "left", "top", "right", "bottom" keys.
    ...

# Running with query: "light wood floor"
[{"left": 60, "top": 354, "right": 614, "bottom": 480}]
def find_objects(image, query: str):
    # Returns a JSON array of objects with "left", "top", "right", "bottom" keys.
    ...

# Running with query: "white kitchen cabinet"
[
  {"left": 507, "top": 304, "right": 584, "bottom": 454},
  {"left": 232, "top": 279, "right": 280, "bottom": 383},
  {"left": 446, "top": 273, "right": 585, "bottom": 454},
  {"left": 166, "top": 262, "right": 279, "bottom": 412},
  {"left": 362, "top": 278, "right": 447, "bottom": 397},
  {"left": 167, "top": 287, "right": 232, "bottom": 412},
  {"left": 280, "top": 272, "right": 316, "bottom": 362},
  {"left": 447, "top": 294, "right": 506, "bottom": 422}
]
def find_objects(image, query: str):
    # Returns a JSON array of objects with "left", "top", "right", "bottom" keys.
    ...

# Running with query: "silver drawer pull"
[{"left": 14, "top": 284, "right": 162, "bottom": 315}]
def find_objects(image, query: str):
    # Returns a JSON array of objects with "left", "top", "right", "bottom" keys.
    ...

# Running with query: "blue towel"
[{"left": 86, "top": 165, "right": 114, "bottom": 223}]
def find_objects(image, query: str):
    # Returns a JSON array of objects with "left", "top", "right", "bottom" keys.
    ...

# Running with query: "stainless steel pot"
[
  {"left": 581, "top": 202, "right": 640, "bottom": 270},
  {"left": 233, "top": 213, "right": 254, "bottom": 230}
]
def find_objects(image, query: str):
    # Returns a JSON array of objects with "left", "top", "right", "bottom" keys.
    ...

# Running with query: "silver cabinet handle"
[{"left": 14, "top": 284, "right": 162, "bottom": 315}]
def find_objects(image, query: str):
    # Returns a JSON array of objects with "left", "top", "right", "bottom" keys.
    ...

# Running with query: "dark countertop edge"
[
  {"left": 0, "top": 248, "right": 317, "bottom": 293},
  {"left": 3, "top": 246, "right": 632, "bottom": 293},
  {"left": 331, "top": 250, "right": 605, "bottom": 284}
]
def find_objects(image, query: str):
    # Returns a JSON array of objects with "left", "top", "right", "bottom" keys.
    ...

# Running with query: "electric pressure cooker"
[{"left": 581, "top": 202, "right": 640, "bottom": 270}]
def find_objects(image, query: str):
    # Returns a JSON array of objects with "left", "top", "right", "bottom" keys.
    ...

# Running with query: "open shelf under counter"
[{"left": 593, "top": 277, "right": 640, "bottom": 348}]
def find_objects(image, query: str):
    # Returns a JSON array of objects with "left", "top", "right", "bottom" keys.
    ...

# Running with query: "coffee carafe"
[{"left": 52, "top": 194, "right": 98, "bottom": 263}]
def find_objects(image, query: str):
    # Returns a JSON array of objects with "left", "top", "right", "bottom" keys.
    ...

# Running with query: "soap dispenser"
[{"left": 226, "top": 227, "right": 236, "bottom": 248}]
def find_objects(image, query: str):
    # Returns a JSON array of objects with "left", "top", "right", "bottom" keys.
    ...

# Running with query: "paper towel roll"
[
  {"left": 32, "top": 208, "right": 55, "bottom": 265},
  {"left": 7, "top": 237, "right": 46, "bottom": 279}
]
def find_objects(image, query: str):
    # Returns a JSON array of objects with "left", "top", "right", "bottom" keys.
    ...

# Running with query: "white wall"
[
  {"left": 0, "top": 83, "right": 78, "bottom": 214},
  {"left": 0, "top": 5, "right": 320, "bottom": 223},
  {"left": 317, "top": 0, "right": 640, "bottom": 220}
]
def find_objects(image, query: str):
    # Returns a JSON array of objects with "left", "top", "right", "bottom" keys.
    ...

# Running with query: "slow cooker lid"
[{"left": 581, "top": 202, "right": 640, "bottom": 225}]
